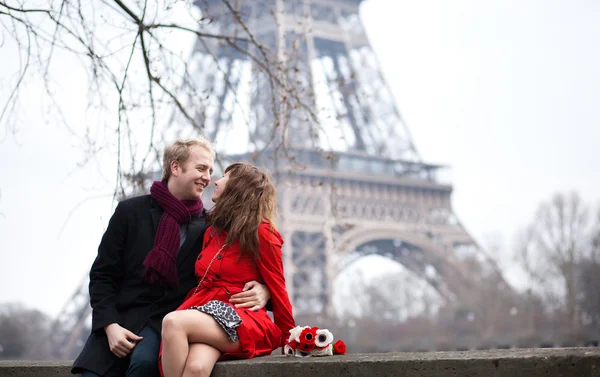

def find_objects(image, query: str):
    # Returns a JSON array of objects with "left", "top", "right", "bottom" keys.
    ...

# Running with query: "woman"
[{"left": 160, "top": 162, "right": 295, "bottom": 377}]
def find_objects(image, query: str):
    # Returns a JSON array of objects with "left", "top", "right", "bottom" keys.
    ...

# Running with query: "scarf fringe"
[{"left": 143, "top": 245, "right": 179, "bottom": 286}]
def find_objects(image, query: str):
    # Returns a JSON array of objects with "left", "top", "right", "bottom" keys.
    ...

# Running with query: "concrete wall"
[{"left": 1, "top": 348, "right": 599, "bottom": 377}]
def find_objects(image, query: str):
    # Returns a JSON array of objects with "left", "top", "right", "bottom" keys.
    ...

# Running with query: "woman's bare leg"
[
  {"left": 181, "top": 343, "right": 220, "bottom": 377},
  {"left": 161, "top": 310, "right": 242, "bottom": 377}
]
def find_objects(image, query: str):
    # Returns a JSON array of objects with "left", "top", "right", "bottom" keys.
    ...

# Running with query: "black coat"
[{"left": 71, "top": 195, "right": 208, "bottom": 375}]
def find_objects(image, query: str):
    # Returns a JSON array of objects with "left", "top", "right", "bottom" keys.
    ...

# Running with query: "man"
[{"left": 72, "top": 137, "right": 271, "bottom": 377}]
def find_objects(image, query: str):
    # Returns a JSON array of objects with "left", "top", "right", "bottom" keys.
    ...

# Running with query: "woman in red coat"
[{"left": 160, "top": 162, "right": 295, "bottom": 377}]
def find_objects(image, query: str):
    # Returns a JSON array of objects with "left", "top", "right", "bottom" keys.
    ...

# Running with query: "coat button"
[
  {"left": 225, "top": 289, "right": 230, "bottom": 295},
  {"left": 217, "top": 255, "right": 223, "bottom": 260},
  {"left": 215, "top": 273, "right": 221, "bottom": 279},
  {"left": 197, "top": 255, "right": 202, "bottom": 260}
]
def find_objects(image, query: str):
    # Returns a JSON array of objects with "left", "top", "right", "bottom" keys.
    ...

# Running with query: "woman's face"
[{"left": 211, "top": 171, "right": 231, "bottom": 203}]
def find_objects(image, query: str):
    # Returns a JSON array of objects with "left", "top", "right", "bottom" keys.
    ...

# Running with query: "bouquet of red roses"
[{"left": 284, "top": 326, "right": 347, "bottom": 357}]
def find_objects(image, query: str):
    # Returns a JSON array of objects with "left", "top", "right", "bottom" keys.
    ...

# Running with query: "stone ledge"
[{"left": 1, "top": 348, "right": 599, "bottom": 377}]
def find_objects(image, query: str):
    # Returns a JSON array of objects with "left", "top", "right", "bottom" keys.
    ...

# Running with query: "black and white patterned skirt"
[{"left": 188, "top": 300, "right": 242, "bottom": 342}]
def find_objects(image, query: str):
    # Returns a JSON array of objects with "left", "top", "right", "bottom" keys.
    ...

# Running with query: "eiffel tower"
[
  {"left": 190, "top": 0, "right": 505, "bottom": 316},
  {"left": 48, "top": 0, "right": 506, "bottom": 358}
]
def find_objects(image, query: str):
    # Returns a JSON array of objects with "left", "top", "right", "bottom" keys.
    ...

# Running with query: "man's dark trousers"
[{"left": 80, "top": 326, "right": 160, "bottom": 377}]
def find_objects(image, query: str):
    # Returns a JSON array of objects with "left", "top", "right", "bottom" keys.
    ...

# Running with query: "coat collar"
[
  {"left": 180, "top": 211, "right": 206, "bottom": 255},
  {"left": 150, "top": 198, "right": 163, "bottom": 234}
]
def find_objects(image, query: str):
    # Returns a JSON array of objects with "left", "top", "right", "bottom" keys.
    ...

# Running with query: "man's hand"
[
  {"left": 229, "top": 281, "right": 271, "bottom": 311},
  {"left": 104, "top": 323, "right": 143, "bottom": 358}
]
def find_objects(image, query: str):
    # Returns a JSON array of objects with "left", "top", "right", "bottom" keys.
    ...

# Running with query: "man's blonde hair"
[{"left": 161, "top": 137, "right": 215, "bottom": 181}]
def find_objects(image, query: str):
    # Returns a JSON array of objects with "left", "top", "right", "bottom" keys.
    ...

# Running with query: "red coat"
[{"left": 160, "top": 221, "right": 295, "bottom": 367}]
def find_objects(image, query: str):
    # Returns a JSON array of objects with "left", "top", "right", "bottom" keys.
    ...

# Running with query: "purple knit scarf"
[{"left": 143, "top": 180, "right": 204, "bottom": 286}]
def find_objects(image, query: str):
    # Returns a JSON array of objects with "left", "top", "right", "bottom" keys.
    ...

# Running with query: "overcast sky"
[{"left": 1, "top": 0, "right": 599, "bottom": 318}]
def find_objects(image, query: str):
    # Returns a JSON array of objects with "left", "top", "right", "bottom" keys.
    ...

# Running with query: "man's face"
[{"left": 170, "top": 146, "right": 214, "bottom": 201}]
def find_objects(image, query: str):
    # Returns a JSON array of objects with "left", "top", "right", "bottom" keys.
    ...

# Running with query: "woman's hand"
[{"left": 229, "top": 280, "right": 271, "bottom": 311}]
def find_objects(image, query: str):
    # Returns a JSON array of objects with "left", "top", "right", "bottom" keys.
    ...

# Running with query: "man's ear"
[{"left": 170, "top": 160, "right": 180, "bottom": 177}]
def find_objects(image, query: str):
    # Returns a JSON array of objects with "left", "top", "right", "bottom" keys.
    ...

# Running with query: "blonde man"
[{"left": 72, "top": 138, "right": 271, "bottom": 377}]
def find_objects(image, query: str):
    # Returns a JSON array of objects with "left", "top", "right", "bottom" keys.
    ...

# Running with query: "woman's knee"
[
  {"left": 183, "top": 359, "right": 214, "bottom": 377},
  {"left": 161, "top": 311, "right": 184, "bottom": 338}
]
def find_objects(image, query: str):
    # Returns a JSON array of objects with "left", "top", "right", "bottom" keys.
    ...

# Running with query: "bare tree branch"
[{"left": 0, "top": 0, "right": 327, "bottom": 199}]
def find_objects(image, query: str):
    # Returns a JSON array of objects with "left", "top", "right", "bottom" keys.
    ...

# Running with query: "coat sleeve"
[
  {"left": 89, "top": 201, "right": 128, "bottom": 332},
  {"left": 256, "top": 223, "right": 296, "bottom": 346}
]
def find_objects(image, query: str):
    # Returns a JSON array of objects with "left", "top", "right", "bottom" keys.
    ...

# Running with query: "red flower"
[
  {"left": 298, "top": 342, "right": 316, "bottom": 352},
  {"left": 300, "top": 327, "right": 318, "bottom": 346},
  {"left": 333, "top": 340, "right": 346, "bottom": 355}
]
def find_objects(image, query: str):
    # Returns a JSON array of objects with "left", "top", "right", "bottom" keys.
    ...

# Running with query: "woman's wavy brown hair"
[{"left": 207, "top": 162, "right": 277, "bottom": 259}]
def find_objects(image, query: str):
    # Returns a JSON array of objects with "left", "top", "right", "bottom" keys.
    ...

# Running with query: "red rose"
[
  {"left": 300, "top": 327, "right": 318, "bottom": 346},
  {"left": 333, "top": 340, "right": 346, "bottom": 355}
]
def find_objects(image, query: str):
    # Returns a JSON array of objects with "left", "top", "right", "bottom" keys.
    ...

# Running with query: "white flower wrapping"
[
  {"left": 310, "top": 343, "right": 333, "bottom": 356},
  {"left": 288, "top": 325, "right": 308, "bottom": 343}
]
